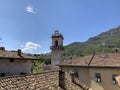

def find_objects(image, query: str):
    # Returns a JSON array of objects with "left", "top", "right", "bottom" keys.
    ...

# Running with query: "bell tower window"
[{"left": 55, "top": 40, "right": 58, "bottom": 47}]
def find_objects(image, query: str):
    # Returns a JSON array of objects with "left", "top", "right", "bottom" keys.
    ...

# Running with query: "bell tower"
[{"left": 50, "top": 30, "right": 64, "bottom": 70}]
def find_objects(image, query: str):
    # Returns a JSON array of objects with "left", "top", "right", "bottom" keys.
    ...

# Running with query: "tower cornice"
[
  {"left": 51, "top": 35, "right": 64, "bottom": 39},
  {"left": 50, "top": 46, "right": 64, "bottom": 50}
]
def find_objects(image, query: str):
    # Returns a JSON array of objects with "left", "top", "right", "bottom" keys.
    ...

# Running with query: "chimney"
[
  {"left": 17, "top": 49, "right": 21, "bottom": 56},
  {"left": 114, "top": 49, "right": 118, "bottom": 53},
  {"left": 0, "top": 47, "right": 5, "bottom": 51},
  {"left": 112, "top": 48, "right": 119, "bottom": 53}
]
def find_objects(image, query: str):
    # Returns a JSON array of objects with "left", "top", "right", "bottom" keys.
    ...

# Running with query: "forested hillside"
[{"left": 64, "top": 26, "right": 120, "bottom": 56}]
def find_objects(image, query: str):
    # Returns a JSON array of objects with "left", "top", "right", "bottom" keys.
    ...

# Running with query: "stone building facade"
[
  {"left": 0, "top": 47, "right": 38, "bottom": 77},
  {"left": 59, "top": 53, "right": 120, "bottom": 90}
]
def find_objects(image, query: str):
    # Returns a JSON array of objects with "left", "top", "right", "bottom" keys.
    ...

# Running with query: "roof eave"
[
  {"left": 0, "top": 57, "right": 41, "bottom": 60},
  {"left": 58, "top": 64, "right": 120, "bottom": 68}
]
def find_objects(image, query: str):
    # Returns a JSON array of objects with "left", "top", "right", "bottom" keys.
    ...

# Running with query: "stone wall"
[
  {"left": 59, "top": 71, "right": 84, "bottom": 90},
  {"left": 0, "top": 59, "right": 32, "bottom": 76}
]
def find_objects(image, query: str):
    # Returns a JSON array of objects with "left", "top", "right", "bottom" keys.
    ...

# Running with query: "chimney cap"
[
  {"left": 0, "top": 47, "right": 5, "bottom": 51},
  {"left": 17, "top": 49, "right": 22, "bottom": 56}
]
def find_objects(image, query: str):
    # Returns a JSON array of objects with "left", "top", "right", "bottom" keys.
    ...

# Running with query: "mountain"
[{"left": 64, "top": 26, "right": 120, "bottom": 56}]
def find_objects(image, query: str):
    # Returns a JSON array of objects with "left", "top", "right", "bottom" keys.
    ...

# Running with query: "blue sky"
[{"left": 0, "top": 0, "right": 120, "bottom": 54}]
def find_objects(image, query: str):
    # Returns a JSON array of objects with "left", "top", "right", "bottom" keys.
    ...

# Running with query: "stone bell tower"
[{"left": 50, "top": 30, "right": 64, "bottom": 70}]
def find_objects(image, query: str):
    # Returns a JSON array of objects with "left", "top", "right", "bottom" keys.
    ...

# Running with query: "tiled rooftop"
[
  {"left": 90, "top": 53, "right": 120, "bottom": 67},
  {"left": 60, "top": 53, "right": 120, "bottom": 67},
  {"left": 0, "top": 48, "right": 37, "bottom": 60},
  {"left": 0, "top": 71, "right": 63, "bottom": 90}
]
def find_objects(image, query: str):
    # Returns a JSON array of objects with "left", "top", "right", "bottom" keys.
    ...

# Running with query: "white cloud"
[
  {"left": 41, "top": 50, "right": 51, "bottom": 54},
  {"left": 25, "top": 6, "right": 36, "bottom": 14},
  {"left": 22, "top": 41, "right": 41, "bottom": 53}
]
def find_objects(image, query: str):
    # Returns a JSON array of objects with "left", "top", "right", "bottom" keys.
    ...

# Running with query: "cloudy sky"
[{"left": 0, "top": 0, "right": 120, "bottom": 54}]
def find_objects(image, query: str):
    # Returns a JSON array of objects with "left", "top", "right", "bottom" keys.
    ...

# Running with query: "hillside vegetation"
[
  {"left": 32, "top": 55, "right": 51, "bottom": 73},
  {"left": 64, "top": 26, "right": 120, "bottom": 56}
]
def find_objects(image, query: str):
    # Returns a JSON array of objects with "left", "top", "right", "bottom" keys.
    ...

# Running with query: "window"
[
  {"left": 69, "top": 69, "right": 79, "bottom": 78},
  {"left": 10, "top": 58, "right": 14, "bottom": 62},
  {"left": 69, "top": 69, "right": 79, "bottom": 83},
  {"left": 74, "top": 70, "right": 79, "bottom": 78},
  {"left": 112, "top": 74, "right": 118, "bottom": 84},
  {"left": 20, "top": 72, "right": 26, "bottom": 75},
  {"left": 1, "top": 73, "right": 5, "bottom": 77},
  {"left": 55, "top": 40, "right": 58, "bottom": 47},
  {"left": 95, "top": 73, "right": 101, "bottom": 82}
]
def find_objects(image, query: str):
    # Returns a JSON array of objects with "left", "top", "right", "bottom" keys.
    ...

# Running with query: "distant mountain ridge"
[{"left": 64, "top": 26, "right": 120, "bottom": 56}]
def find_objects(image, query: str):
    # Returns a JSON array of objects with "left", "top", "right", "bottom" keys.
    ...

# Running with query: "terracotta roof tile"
[
  {"left": 0, "top": 71, "right": 63, "bottom": 90},
  {"left": 60, "top": 53, "right": 120, "bottom": 67},
  {"left": 60, "top": 55, "right": 92, "bottom": 66},
  {"left": 0, "top": 49, "right": 37, "bottom": 60},
  {"left": 90, "top": 53, "right": 120, "bottom": 67}
]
